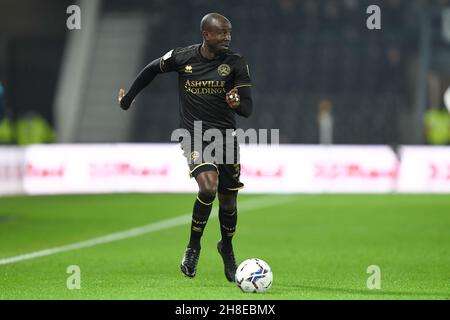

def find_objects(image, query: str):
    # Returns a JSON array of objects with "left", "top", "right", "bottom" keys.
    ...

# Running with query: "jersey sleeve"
[
  {"left": 159, "top": 48, "right": 181, "bottom": 73},
  {"left": 233, "top": 57, "right": 252, "bottom": 88}
]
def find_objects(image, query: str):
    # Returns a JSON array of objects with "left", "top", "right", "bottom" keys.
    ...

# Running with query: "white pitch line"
[{"left": 0, "top": 195, "right": 296, "bottom": 266}]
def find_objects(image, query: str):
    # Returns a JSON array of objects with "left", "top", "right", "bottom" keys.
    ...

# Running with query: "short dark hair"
[{"left": 200, "top": 13, "right": 230, "bottom": 32}]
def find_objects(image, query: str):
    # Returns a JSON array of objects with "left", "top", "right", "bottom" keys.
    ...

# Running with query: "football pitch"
[{"left": 0, "top": 193, "right": 449, "bottom": 300}]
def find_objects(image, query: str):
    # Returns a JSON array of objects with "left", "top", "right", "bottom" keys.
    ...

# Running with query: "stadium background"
[
  {"left": 0, "top": 0, "right": 449, "bottom": 145},
  {"left": 0, "top": 0, "right": 449, "bottom": 300}
]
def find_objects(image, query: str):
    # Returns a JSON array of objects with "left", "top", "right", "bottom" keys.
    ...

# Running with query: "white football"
[{"left": 235, "top": 258, "right": 273, "bottom": 293}]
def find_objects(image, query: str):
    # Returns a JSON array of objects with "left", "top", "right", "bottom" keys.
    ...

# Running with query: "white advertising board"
[
  {"left": 0, "top": 147, "right": 25, "bottom": 195},
  {"left": 0, "top": 144, "right": 401, "bottom": 195},
  {"left": 397, "top": 146, "right": 450, "bottom": 193}
]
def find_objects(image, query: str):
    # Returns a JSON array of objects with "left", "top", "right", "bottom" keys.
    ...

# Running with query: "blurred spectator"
[
  {"left": 0, "top": 115, "right": 14, "bottom": 144},
  {"left": 317, "top": 98, "right": 334, "bottom": 145},
  {"left": 424, "top": 106, "right": 450, "bottom": 145},
  {"left": 387, "top": 47, "right": 402, "bottom": 66},
  {"left": 15, "top": 111, "right": 56, "bottom": 145},
  {"left": 428, "top": 72, "right": 442, "bottom": 110},
  {"left": 444, "top": 85, "right": 450, "bottom": 113},
  {"left": 0, "top": 81, "right": 4, "bottom": 121},
  {"left": 0, "top": 82, "right": 14, "bottom": 144}
]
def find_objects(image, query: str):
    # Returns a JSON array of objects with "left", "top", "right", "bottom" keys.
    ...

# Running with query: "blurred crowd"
[
  {"left": 424, "top": 104, "right": 450, "bottom": 145},
  {"left": 0, "top": 81, "right": 55, "bottom": 145}
]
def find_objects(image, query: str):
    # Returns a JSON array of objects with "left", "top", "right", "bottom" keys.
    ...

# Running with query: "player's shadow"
[{"left": 286, "top": 284, "right": 450, "bottom": 299}]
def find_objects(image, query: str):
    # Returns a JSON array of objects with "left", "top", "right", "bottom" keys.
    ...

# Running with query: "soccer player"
[{"left": 118, "top": 13, "right": 253, "bottom": 282}]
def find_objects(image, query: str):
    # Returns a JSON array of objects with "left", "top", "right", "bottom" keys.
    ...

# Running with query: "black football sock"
[
  {"left": 219, "top": 208, "right": 237, "bottom": 253},
  {"left": 188, "top": 192, "right": 215, "bottom": 250}
]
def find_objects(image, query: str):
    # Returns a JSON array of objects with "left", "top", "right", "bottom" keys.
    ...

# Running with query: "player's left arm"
[
  {"left": 226, "top": 86, "right": 253, "bottom": 118},
  {"left": 226, "top": 56, "right": 253, "bottom": 118}
]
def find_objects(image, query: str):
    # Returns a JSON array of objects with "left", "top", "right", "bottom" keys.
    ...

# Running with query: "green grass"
[{"left": 0, "top": 193, "right": 449, "bottom": 300}]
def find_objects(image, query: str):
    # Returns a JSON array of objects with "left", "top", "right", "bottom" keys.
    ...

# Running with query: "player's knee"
[
  {"left": 196, "top": 171, "right": 218, "bottom": 197},
  {"left": 201, "top": 183, "right": 217, "bottom": 197},
  {"left": 197, "top": 190, "right": 216, "bottom": 205},
  {"left": 198, "top": 181, "right": 218, "bottom": 199},
  {"left": 218, "top": 193, "right": 237, "bottom": 214},
  {"left": 198, "top": 180, "right": 217, "bottom": 204}
]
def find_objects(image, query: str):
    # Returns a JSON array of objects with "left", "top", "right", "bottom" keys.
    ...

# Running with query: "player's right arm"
[{"left": 118, "top": 49, "right": 177, "bottom": 110}]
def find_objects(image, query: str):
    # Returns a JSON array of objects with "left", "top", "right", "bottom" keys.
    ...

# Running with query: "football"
[{"left": 235, "top": 258, "right": 273, "bottom": 293}]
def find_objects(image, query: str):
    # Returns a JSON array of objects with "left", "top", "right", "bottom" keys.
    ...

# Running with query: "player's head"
[{"left": 200, "top": 13, "right": 232, "bottom": 54}]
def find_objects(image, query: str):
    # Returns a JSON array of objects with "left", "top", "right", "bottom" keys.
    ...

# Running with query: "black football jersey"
[{"left": 158, "top": 44, "right": 252, "bottom": 132}]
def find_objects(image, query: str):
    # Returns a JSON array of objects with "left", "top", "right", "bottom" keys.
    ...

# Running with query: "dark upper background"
[{"left": 1, "top": 0, "right": 449, "bottom": 145}]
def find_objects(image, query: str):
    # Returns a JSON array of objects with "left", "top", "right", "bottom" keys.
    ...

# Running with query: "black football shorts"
[{"left": 180, "top": 134, "right": 244, "bottom": 194}]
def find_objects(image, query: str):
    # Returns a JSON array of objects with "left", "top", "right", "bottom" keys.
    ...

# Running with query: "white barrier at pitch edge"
[
  {"left": 22, "top": 144, "right": 193, "bottom": 194},
  {"left": 240, "top": 145, "right": 398, "bottom": 193},
  {"left": 0, "top": 144, "right": 449, "bottom": 195},
  {"left": 397, "top": 146, "right": 450, "bottom": 193},
  {"left": 0, "top": 147, "right": 25, "bottom": 195}
]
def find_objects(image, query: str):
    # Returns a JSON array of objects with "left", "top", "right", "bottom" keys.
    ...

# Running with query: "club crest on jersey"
[
  {"left": 185, "top": 65, "right": 193, "bottom": 73},
  {"left": 217, "top": 64, "right": 231, "bottom": 77}
]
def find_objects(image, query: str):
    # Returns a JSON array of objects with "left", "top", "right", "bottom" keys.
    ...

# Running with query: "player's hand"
[
  {"left": 118, "top": 89, "right": 126, "bottom": 103},
  {"left": 118, "top": 88, "right": 133, "bottom": 110},
  {"left": 226, "top": 88, "right": 240, "bottom": 109}
]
